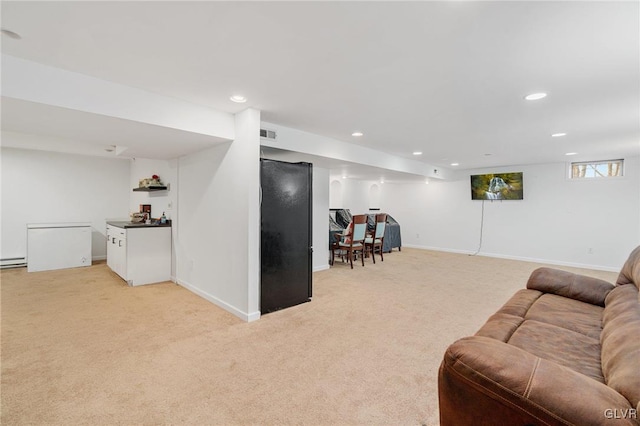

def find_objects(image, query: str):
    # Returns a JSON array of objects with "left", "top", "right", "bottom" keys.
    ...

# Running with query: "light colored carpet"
[{"left": 1, "top": 248, "right": 618, "bottom": 425}]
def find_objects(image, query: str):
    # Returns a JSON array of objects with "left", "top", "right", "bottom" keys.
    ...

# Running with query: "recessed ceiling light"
[
  {"left": 551, "top": 133, "right": 567, "bottom": 137},
  {"left": 230, "top": 95, "right": 247, "bottom": 103},
  {"left": 565, "top": 152, "right": 578, "bottom": 156},
  {"left": 412, "top": 151, "right": 422, "bottom": 156},
  {"left": 352, "top": 132, "right": 363, "bottom": 137},
  {"left": 425, "top": 179, "right": 430, "bottom": 185},
  {"left": 525, "top": 92, "right": 547, "bottom": 101},
  {"left": 451, "top": 163, "right": 459, "bottom": 166},
  {"left": 1, "top": 29, "right": 21, "bottom": 39}
]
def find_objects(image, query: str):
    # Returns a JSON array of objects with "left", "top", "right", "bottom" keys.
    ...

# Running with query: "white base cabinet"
[
  {"left": 106, "top": 225, "right": 127, "bottom": 279},
  {"left": 106, "top": 224, "right": 171, "bottom": 286}
]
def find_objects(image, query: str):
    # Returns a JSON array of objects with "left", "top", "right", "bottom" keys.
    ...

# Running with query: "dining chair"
[
  {"left": 330, "top": 218, "right": 352, "bottom": 266},
  {"left": 336, "top": 214, "right": 367, "bottom": 269},
  {"left": 365, "top": 213, "right": 387, "bottom": 263},
  {"left": 330, "top": 231, "right": 346, "bottom": 265}
]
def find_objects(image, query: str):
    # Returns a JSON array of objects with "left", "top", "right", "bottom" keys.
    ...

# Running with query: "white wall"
[
  {"left": 329, "top": 179, "right": 343, "bottom": 209},
  {"left": 313, "top": 167, "right": 330, "bottom": 272},
  {"left": 377, "top": 157, "right": 640, "bottom": 271},
  {"left": 1, "top": 147, "right": 130, "bottom": 260},
  {"left": 129, "top": 157, "right": 179, "bottom": 279},
  {"left": 337, "top": 179, "right": 373, "bottom": 214},
  {"left": 129, "top": 158, "right": 178, "bottom": 222},
  {"left": 175, "top": 108, "right": 261, "bottom": 321}
]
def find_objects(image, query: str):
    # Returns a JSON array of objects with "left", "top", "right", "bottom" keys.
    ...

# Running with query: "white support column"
[{"left": 235, "top": 108, "right": 261, "bottom": 321}]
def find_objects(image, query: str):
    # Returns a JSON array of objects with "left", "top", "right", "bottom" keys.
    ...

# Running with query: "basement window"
[{"left": 570, "top": 159, "right": 624, "bottom": 179}]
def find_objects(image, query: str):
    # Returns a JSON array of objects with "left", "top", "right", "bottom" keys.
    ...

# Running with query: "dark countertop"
[{"left": 107, "top": 220, "right": 172, "bottom": 229}]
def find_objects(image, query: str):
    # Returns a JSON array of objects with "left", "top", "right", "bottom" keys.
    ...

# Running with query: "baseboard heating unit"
[{"left": 1, "top": 257, "right": 27, "bottom": 269}]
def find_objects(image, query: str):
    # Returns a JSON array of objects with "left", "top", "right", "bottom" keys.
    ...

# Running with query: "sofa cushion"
[
  {"left": 475, "top": 313, "right": 524, "bottom": 342},
  {"left": 476, "top": 289, "right": 604, "bottom": 342},
  {"left": 508, "top": 320, "right": 604, "bottom": 383},
  {"left": 496, "top": 288, "right": 543, "bottom": 317},
  {"left": 525, "top": 293, "right": 604, "bottom": 340},
  {"left": 475, "top": 289, "right": 606, "bottom": 382},
  {"left": 601, "top": 284, "right": 640, "bottom": 410},
  {"left": 475, "top": 289, "right": 540, "bottom": 342}
]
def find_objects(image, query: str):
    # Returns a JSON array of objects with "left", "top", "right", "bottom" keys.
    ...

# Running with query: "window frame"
[{"left": 568, "top": 159, "right": 624, "bottom": 180}]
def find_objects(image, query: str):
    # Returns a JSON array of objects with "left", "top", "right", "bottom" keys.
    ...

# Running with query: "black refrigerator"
[{"left": 260, "top": 159, "right": 313, "bottom": 314}]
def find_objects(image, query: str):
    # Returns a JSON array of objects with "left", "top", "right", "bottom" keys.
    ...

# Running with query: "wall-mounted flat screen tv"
[{"left": 471, "top": 172, "right": 524, "bottom": 200}]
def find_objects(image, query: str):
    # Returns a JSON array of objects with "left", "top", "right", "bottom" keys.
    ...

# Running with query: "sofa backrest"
[{"left": 616, "top": 245, "right": 640, "bottom": 291}]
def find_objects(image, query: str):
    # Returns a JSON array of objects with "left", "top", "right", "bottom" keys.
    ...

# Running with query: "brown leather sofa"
[{"left": 438, "top": 246, "right": 640, "bottom": 426}]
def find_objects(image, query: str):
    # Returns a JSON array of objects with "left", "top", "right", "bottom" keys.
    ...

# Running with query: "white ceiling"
[{"left": 1, "top": 1, "right": 639, "bottom": 175}]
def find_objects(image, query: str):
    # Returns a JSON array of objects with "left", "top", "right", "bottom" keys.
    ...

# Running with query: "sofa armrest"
[
  {"left": 439, "top": 336, "right": 636, "bottom": 426},
  {"left": 526, "top": 267, "right": 614, "bottom": 306}
]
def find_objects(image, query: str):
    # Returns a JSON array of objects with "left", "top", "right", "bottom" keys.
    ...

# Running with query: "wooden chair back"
[
  {"left": 351, "top": 214, "right": 368, "bottom": 243},
  {"left": 374, "top": 213, "right": 387, "bottom": 239}
]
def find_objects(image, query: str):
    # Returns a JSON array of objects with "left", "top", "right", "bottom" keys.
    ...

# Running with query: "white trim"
[
  {"left": 246, "top": 310, "right": 261, "bottom": 322},
  {"left": 403, "top": 244, "right": 472, "bottom": 255},
  {"left": 402, "top": 244, "right": 620, "bottom": 272},
  {"left": 313, "top": 264, "right": 330, "bottom": 272},
  {"left": 176, "top": 279, "right": 261, "bottom": 322},
  {"left": 92, "top": 255, "right": 107, "bottom": 261}
]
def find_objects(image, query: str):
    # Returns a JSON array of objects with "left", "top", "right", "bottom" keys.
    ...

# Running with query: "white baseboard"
[
  {"left": 404, "top": 244, "right": 472, "bottom": 255},
  {"left": 313, "top": 264, "right": 330, "bottom": 272},
  {"left": 176, "top": 279, "right": 260, "bottom": 322},
  {"left": 92, "top": 255, "right": 106, "bottom": 261},
  {"left": 246, "top": 310, "right": 261, "bottom": 322},
  {"left": 403, "top": 244, "right": 620, "bottom": 272}
]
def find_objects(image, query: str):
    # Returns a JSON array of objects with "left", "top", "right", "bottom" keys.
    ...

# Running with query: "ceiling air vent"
[{"left": 260, "top": 128, "right": 277, "bottom": 140}]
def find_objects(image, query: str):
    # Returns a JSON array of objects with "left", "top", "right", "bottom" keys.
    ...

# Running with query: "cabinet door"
[
  {"left": 114, "top": 236, "right": 127, "bottom": 280},
  {"left": 106, "top": 226, "right": 128, "bottom": 282},
  {"left": 126, "top": 227, "right": 171, "bottom": 286},
  {"left": 106, "top": 227, "right": 116, "bottom": 270}
]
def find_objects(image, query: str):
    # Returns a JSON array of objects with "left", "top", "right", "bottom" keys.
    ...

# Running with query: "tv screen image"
[{"left": 471, "top": 172, "right": 524, "bottom": 200}]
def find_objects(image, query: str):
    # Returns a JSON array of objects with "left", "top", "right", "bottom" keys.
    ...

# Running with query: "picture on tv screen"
[{"left": 471, "top": 172, "right": 524, "bottom": 200}]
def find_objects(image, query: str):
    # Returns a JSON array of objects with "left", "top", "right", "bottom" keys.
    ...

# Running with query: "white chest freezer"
[{"left": 27, "top": 223, "right": 92, "bottom": 272}]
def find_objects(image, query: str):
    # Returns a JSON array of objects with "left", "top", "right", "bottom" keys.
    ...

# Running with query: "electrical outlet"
[
  {"left": 587, "top": 248, "right": 594, "bottom": 254},
  {"left": 167, "top": 201, "right": 173, "bottom": 210},
  {"left": 416, "top": 233, "right": 420, "bottom": 239}
]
